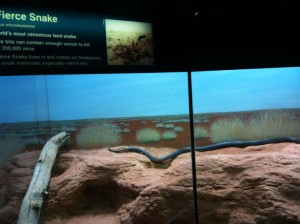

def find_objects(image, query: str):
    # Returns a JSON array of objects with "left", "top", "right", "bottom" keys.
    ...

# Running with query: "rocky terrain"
[{"left": 0, "top": 142, "right": 300, "bottom": 224}]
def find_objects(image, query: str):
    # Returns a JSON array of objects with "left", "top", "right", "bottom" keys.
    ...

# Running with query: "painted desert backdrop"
[{"left": 1, "top": 108, "right": 300, "bottom": 165}]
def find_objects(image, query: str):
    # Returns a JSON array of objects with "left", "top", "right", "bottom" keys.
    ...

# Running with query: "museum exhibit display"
[{"left": 0, "top": 1, "right": 299, "bottom": 224}]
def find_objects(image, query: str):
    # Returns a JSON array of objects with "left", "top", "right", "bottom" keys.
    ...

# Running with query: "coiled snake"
[{"left": 108, "top": 137, "right": 300, "bottom": 163}]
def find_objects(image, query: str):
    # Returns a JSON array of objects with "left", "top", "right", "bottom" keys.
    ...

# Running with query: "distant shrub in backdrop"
[
  {"left": 155, "top": 123, "right": 165, "bottom": 128},
  {"left": 76, "top": 121, "right": 121, "bottom": 149},
  {"left": 122, "top": 128, "right": 130, "bottom": 133},
  {"left": 161, "top": 130, "right": 177, "bottom": 140},
  {"left": 174, "top": 126, "right": 184, "bottom": 132},
  {"left": 194, "top": 126, "right": 209, "bottom": 139},
  {"left": 247, "top": 110, "right": 300, "bottom": 140},
  {"left": 0, "top": 134, "right": 24, "bottom": 166},
  {"left": 210, "top": 110, "right": 300, "bottom": 142},
  {"left": 59, "top": 125, "right": 77, "bottom": 132},
  {"left": 136, "top": 128, "right": 160, "bottom": 143},
  {"left": 164, "top": 123, "right": 174, "bottom": 129},
  {"left": 210, "top": 118, "right": 247, "bottom": 142}
]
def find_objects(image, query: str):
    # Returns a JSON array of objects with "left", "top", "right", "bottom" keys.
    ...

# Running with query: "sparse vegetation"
[
  {"left": 136, "top": 128, "right": 161, "bottom": 143},
  {"left": 59, "top": 125, "right": 77, "bottom": 132},
  {"left": 210, "top": 110, "right": 300, "bottom": 142},
  {"left": 174, "top": 126, "right": 184, "bottom": 132},
  {"left": 155, "top": 123, "right": 165, "bottom": 128},
  {"left": 246, "top": 110, "right": 300, "bottom": 140},
  {"left": 76, "top": 121, "right": 121, "bottom": 149},
  {"left": 210, "top": 118, "right": 247, "bottom": 142},
  {"left": 122, "top": 128, "right": 130, "bottom": 133},
  {"left": 194, "top": 126, "right": 210, "bottom": 139},
  {"left": 164, "top": 124, "right": 175, "bottom": 129},
  {"left": 161, "top": 130, "right": 177, "bottom": 140}
]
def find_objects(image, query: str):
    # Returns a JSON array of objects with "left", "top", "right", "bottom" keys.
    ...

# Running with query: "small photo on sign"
[{"left": 105, "top": 19, "right": 154, "bottom": 65}]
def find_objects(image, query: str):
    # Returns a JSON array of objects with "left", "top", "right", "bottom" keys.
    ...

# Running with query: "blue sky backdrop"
[
  {"left": 1, "top": 67, "right": 300, "bottom": 123},
  {"left": 192, "top": 67, "right": 300, "bottom": 113},
  {"left": 0, "top": 72, "right": 189, "bottom": 122},
  {"left": 46, "top": 72, "right": 189, "bottom": 121}
]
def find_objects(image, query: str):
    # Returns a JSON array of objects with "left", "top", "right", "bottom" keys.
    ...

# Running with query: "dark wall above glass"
[{"left": 1, "top": 1, "right": 300, "bottom": 73}]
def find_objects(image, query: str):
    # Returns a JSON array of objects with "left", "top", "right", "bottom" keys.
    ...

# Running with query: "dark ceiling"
[
  {"left": 35, "top": 1, "right": 299, "bottom": 21},
  {"left": 5, "top": 0, "right": 300, "bottom": 70},
  {"left": 10, "top": 0, "right": 300, "bottom": 33},
  {"left": 7, "top": 0, "right": 188, "bottom": 17}
]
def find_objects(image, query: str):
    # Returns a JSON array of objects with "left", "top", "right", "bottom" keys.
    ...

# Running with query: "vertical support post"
[{"left": 187, "top": 70, "right": 199, "bottom": 224}]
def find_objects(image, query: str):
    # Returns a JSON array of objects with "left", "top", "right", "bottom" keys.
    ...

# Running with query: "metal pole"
[{"left": 187, "top": 70, "right": 199, "bottom": 224}]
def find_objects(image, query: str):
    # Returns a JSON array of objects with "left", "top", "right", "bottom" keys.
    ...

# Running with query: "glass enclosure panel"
[
  {"left": 0, "top": 75, "right": 50, "bottom": 166},
  {"left": 0, "top": 72, "right": 195, "bottom": 224},
  {"left": 46, "top": 73, "right": 191, "bottom": 148},
  {"left": 192, "top": 67, "right": 300, "bottom": 223},
  {"left": 37, "top": 72, "right": 195, "bottom": 223}
]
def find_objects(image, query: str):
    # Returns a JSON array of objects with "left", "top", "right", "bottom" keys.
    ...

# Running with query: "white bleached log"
[{"left": 17, "top": 132, "right": 70, "bottom": 224}]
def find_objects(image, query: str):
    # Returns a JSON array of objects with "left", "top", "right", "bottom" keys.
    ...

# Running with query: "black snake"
[{"left": 108, "top": 137, "right": 300, "bottom": 163}]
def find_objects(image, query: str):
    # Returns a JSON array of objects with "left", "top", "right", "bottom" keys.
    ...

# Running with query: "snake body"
[{"left": 108, "top": 137, "right": 300, "bottom": 163}]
